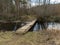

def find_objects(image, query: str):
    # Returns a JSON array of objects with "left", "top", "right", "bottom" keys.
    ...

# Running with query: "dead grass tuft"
[{"left": 0, "top": 30, "right": 60, "bottom": 45}]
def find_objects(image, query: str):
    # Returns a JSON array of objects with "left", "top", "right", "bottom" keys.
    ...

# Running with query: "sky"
[
  {"left": 12, "top": 0, "right": 60, "bottom": 7},
  {"left": 31, "top": 0, "right": 60, "bottom": 6},
  {"left": 31, "top": 0, "right": 60, "bottom": 3},
  {"left": 51, "top": 0, "right": 60, "bottom": 3}
]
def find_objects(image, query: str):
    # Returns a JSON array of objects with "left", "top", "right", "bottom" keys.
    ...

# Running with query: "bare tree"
[
  {"left": 39, "top": 0, "right": 41, "bottom": 5},
  {"left": 43, "top": 0, "right": 46, "bottom": 5}
]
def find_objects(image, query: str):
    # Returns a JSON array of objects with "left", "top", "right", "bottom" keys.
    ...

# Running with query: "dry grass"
[
  {"left": 0, "top": 30, "right": 60, "bottom": 45},
  {"left": 0, "top": 31, "right": 15, "bottom": 42},
  {"left": 21, "top": 15, "right": 36, "bottom": 22}
]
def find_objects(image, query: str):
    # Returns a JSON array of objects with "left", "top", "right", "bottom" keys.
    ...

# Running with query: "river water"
[{"left": 33, "top": 22, "right": 60, "bottom": 31}]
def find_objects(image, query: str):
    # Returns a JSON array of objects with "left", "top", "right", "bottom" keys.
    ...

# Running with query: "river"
[{"left": 33, "top": 22, "right": 60, "bottom": 31}]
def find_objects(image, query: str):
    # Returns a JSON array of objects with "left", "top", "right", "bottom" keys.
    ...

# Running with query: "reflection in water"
[
  {"left": 33, "top": 23, "right": 42, "bottom": 31},
  {"left": 47, "top": 22, "right": 60, "bottom": 30},
  {"left": 14, "top": 25, "right": 17, "bottom": 31},
  {"left": 33, "top": 23, "right": 38, "bottom": 31},
  {"left": 33, "top": 22, "right": 60, "bottom": 31}
]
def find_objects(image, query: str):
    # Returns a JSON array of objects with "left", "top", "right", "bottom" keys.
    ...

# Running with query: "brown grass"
[{"left": 0, "top": 30, "right": 60, "bottom": 45}]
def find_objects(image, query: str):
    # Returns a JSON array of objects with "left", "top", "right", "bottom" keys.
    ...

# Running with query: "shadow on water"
[
  {"left": 32, "top": 22, "right": 44, "bottom": 31},
  {"left": 0, "top": 22, "right": 26, "bottom": 32},
  {"left": 29, "top": 21, "right": 42, "bottom": 31}
]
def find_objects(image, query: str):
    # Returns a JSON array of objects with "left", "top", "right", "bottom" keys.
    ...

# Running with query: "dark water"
[
  {"left": 13, "top": 23, "right": 26, "bottom": 31},
  {"left": 0, "top": 22, "right": 26, "bottom": 31}
]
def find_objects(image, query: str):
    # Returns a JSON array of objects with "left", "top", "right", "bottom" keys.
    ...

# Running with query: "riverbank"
[{"left": 0, "top": 30, "right": 60, "bottom": 45}]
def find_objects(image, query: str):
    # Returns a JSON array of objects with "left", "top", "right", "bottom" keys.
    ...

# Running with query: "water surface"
[{"left": 33, "top": 22, "right": 60, "bottom": 31}]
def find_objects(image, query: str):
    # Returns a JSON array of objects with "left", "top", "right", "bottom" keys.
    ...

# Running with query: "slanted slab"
[{"left": 16, "top": 19, "right": 37, "bottom": 34}]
